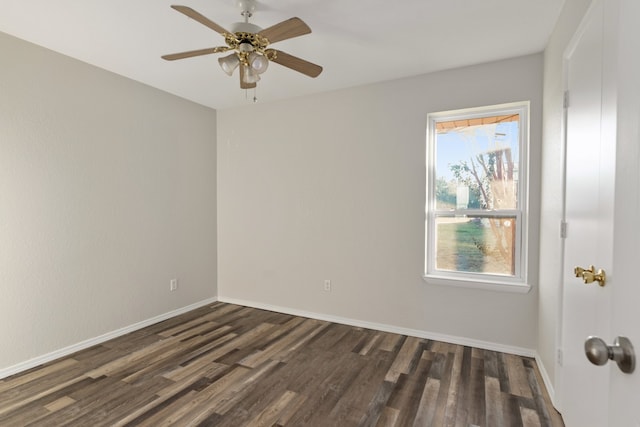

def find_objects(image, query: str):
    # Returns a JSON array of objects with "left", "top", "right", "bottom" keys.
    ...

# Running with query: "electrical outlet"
[
  {"left": 324, "top": 279, "right": 331, "bottom": 292},
  {"left": 170, "top": 279, "right": 178, "bottom": 291}
]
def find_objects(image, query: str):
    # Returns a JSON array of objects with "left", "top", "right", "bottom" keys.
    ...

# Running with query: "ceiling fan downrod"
[{"left": 237, "top": 0, "right": 256, "bottom": 22}]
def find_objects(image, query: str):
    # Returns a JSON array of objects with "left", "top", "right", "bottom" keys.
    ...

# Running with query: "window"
[{"left": 424, "top": 102, "right": 530, "bottom": 292}]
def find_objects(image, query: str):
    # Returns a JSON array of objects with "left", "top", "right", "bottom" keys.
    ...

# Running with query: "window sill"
[{"left": 422, "top": 274, "right": 532, "bottom": 294}]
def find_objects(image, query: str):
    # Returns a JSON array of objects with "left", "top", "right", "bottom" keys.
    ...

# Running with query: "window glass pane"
[
  {"left": 435, "top": 115, "right": 519, "bottom": 210},
  {"left": 434, "top": 215, "right": 516, "bottom": 276}
]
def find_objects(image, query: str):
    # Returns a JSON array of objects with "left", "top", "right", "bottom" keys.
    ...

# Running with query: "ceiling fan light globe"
[
  {"left": 249, "top": 53, "right": 269, "bottom": 74},
  {"left": 243, "top": 66, "right": 260, "bottom": 84},
  {"left": 238, "top": 42, "right": 254, "bottom": 53},
  {"left": 218, "top": 54, "right": 240, "bottom": 76}
]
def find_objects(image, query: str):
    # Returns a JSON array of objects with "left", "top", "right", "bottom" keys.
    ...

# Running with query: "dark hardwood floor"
[{"left": 0, "top": 302, "right": 563, "bottom": 426}]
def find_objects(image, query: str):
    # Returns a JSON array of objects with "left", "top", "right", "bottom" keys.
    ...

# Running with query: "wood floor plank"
[
  {"left": 428, "top": 351, "right": 448, "bottom": 380},
  {"left": 174, "top": 330, "right": 239, "bottom": 367},
  {"left": 164, "top": 359, "right": 227, "bottom": 383},
  {"left": 502, "top": 392, "right": 525, "bottom": 427},
  {"left": 212, "top": 372, "right": 291, "bottom": 426},
  {"left": 484, "top": 375, "right": 504, "bottom": 427},
  {"left": 55, "top": 378, "right": 166, "bottom": 427},
  {"left": 413, "top": 376, "right": 440, "bottom": 426},
  {"left": 328, "top": 346, "right": 397, "bottom": 425},
  {"left": 0, "top": 374, "right": 87, "bottom": 419},
  {"left": 376, "top": 406, "right": 400, "bottom": 427},
  {"left": 110, "top": 389, "right": 185, "bottom": 426},
  {"left": 358, "top": 332, "right": 382, "bottom": 356},
  {"left": 44, "top": 395, "right": 76, "bottom": 412},
  {"left": 272, "top": 391, "right": 308, "bottom": 427},
  {"left": 240, "top": 319, "right": 328, "bottom": 368},
  {"left": 160, "top": 364, "right": 229, "bottom": 401},
  {"left": 467, "top": 353, "right": 487, "bottom": 426},
  {"left": 506, "top": 353, "right": 534, "bottom": 399},
  {"left": 377, "top": 332, "right": 403, "bottom": 352},
  {"left": 133, "top": 389, "right": 200, "bottom": 427},
  {"left": 497, "top": 352, "right": 512, "bottom": 393},
  {"left": 1, "top": 401, "right": 51, "bottom": 427},
  {"left": 5, "top": 376, "right": 100, "bottom": 427},
  {"left": 157, "top": 316, "right": 212, "bottom": 338},
  {"left": 358, "top": 380, "right": 396, "bottom": 426},
  {"left": 306, "top": 322, "right": 352, "bottom": 350},
  {"left": 0, "top": 303, "right": 563, "bottom": 427},
  {"left": 483, "top": 348, "right": 499, "bottom": 379},
  {"left": 452, "top": 346, "right": 473, "bottom": 427},
  {"left": 85, "top": 337, "right": 178, "bottom": 379},
  {"left": 0, "top": 358, "right": 78, "bottom": 394},
  {"left": 385, "top": 355, "right": 432, "bottom": 425},
  {"left": 141, "top": 366, "right": 251, "bottom": 426},
  {"left": 384, "top": 336, "right": 422, "bottom": 382},
  {"left": 285, "top": 351, "right": 367, "bottom": 425},
  {"left": 521, "top": 406, "right": 543, "bottom": 427},
  {"left": 442, "top": 344, "right": 465, "bottom": 426},
  {"left": 207, "top": 359, "right": 282, "bottom": 416},
  {"left": 244, "top": 389, "right": 298, "bottom": 427}
]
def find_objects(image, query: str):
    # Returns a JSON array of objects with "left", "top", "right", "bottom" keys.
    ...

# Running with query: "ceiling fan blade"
[
  {"left": 268, "top": 49, "right": 323, "bottom": 78},
  {"left": 170, "top": 5, "right": 231, "bottom": 35},
  {"left": 258, "top": 17, "right": 311, "bottom": 44},
  {"left": 239, "top": 64, "right": 257, "bottom": 89},
  {"left": 162, "top": 46, "right": 230, "bottom": 61}
]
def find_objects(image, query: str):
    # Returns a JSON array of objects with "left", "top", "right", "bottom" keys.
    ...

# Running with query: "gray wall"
[
  {"left": 0, "top": 32, "right": 218, "bottom": 372},
  {"left": 217, "top": 54, "right": 543, "bottom": 351},
  {"left": 0, "top": 25, "right": 549, "bottom": 376}
]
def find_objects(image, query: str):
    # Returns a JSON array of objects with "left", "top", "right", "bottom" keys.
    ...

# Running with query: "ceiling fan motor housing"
[{"left": 231, "top": 22, "right": 262, "bottom": 34}]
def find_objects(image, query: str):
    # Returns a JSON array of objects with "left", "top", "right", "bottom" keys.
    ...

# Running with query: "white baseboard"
[
  {"left": 534, "top": 353, "right": 560, "bottom": 410},
  {"left": 218, "top": 296, "right": 537, "bottom": 358},
  {"left": 0, "top": 297, "right": 217, "bottom": 380}
]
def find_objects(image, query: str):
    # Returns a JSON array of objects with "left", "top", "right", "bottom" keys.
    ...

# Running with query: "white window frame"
[{"left": 423, "top": 102, "right": 531, "bottom": 293}]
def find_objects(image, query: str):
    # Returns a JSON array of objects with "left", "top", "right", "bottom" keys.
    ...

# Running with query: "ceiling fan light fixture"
[
  {"left": 249, "top": 52, "right": 269, "bottom": 74},
  {"left": 218, "top": 53, "right": 240, "bottom": 76},
  {"left": 163, "top": 5, "right": 323, "bottom": 90},
  {"left": 238, "top": 42, "right": 254, "bottom": 53},
  {"left": 243, "top": 66, "right": 260, "bottom": 84}
]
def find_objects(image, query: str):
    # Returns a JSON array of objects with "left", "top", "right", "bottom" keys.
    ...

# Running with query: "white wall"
[
  {"left": 0, "top": 32, "right": 217, "bottom": 372},
  {"left": 218, "top": 54, "right": 543, "bottom": 350},
  {"left": 538, "top": 0, "right": 592, "bottom": 397}
]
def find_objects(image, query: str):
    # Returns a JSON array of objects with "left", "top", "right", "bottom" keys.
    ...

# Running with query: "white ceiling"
[{"left": 0, "top": 0, "right": 564, "bottom": 110}]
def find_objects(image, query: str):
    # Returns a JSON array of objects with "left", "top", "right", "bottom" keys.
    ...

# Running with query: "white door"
[
  {"left": 606, "top": 0, "right": 640, "bottom": 424},
  {"left": 561, "top": 0, "right": 640, "bottom": 425},
  {"left": 561, "top": 1, "right": 612, "bottom": 425}
]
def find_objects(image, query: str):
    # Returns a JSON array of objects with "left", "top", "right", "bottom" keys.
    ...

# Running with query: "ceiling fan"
[{"left": 162, "top": 0, "right": 323, "bottom": 89}]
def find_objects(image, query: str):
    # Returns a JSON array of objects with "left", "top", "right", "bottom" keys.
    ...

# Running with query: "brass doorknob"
[{"left": 574, "top": 265, "right": 606, "bottom": 286}]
